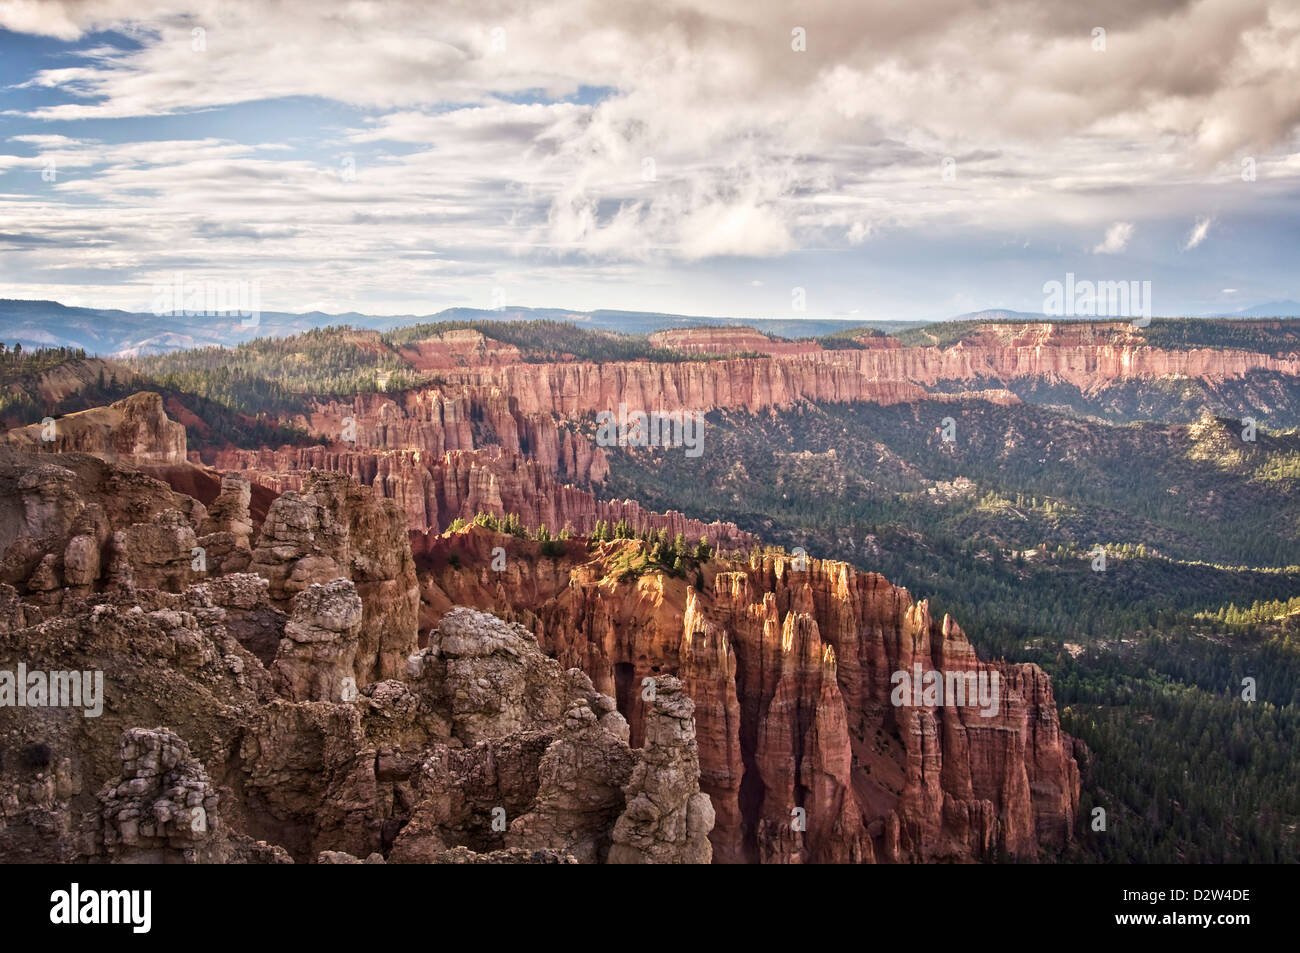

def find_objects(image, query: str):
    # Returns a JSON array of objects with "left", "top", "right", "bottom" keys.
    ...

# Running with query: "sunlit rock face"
[
  {"left": 0, "top": 370, "right": 1087, "bottom": 864},
  {"left": 0, "top": 427, "right": 717, "bottom": 864},
  {"left": 3, "top": 392, "right": 186, "bottom": 467},
  {"left": 417, "top": 532, "right": 1083, "bottom": 864}
]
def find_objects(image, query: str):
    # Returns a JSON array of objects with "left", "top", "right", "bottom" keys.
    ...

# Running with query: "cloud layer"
[{"left": 0, "top": 0, "right": 1297, "bottom": 318}]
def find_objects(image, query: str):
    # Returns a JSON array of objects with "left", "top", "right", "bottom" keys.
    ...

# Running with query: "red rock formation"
[
  {"left": 414, "top": 529, "right": 1082, "bottom": 864},
  {"left": 432, "top": 358, "right": 931, "bottom": 415},
  {"left": 249, "top": 469, "right": 420, "bottom": 684},
  {"left": 842, "top": 335, "right": 1300, "bottom": 390},
  {"left": 680, "top": 588, "right": 745, "bottom": 862},
  {"left": 397, "top": 329, "right": 525, "bottom": 370},
  {"left": 3, "top": 392, "right": 186, "bottom": 466},
  {"left": 377, "top": 321, "right": 1298, "bottom": 419},
  {"left": 649, "top": 327, "right": 823, "bottom": 357},
  {"left": 0, "top": 431, "right": 711, "bottom": 865},
  {"left": 217, "top": 443, "right": 750, "bottom": 549},
  {"left": 0, "top": 443, "right": 212, "bottom": 614},
  {"left": 0, "top": 362, "right": 1095, "bottom": 864},
  {"left": 151, "top": 324, "right": 1300, "bottom": 528},
  {"left": 260, "top": 389, "right": 603, "bottom": 483}
]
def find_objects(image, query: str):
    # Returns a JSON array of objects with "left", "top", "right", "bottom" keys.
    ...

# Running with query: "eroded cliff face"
[
  {"left": 842, "top": 337, "right": 1300, "bottom": 391},
  {"left": 397, "top": 322, "right": 1299, "bottom": 417},
  {"left": 198, "top": 320, "right": 1300, "bottom": 549},
  {"left": 0, "top": 442, "right": 712, "bottom": 864},
  {"left": 431, "top": 357, "right": 934, "bottom": 414},
  {"left": 266, "top": 389, "right": 606, "bottom": 480},
  {"left": 648, "top": 328, "right": 824, "bottom": 357},
  {"left": 217, "top": 441, "right": 750, "bottom": 548},
  {"left": 3, "top": 392, "right": 186, "bottom": 467},
  {"left": 248, "top": 470, "right": 420, "bottom": 684},
  {"left": 416, "top": 528, "right": 1082, "bottom": 864},
  {"left": 1, "top": 391, "right": 1082, "bottom": 863}
]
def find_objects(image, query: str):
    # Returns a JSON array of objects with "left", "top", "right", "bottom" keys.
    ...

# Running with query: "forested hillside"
[{"left": 597, "top": 398, "right": 1300, "bottom": 863}]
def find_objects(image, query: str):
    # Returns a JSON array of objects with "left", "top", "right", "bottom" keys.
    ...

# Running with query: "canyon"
[
  {"left": 1, "top": 392, "right": 1082, "bottom": 862},
  {"left": 12, "top": 318, "right": 1280, "bottom": 862},
  {"left": 417, "top": 526, "right": 1081, "bottom": 863},
  {"left": 0, "top": 427, "right": 710, "bottom": 864},
  {"left": 171, "top": 323, "right": 1300, "bottom": 565}
]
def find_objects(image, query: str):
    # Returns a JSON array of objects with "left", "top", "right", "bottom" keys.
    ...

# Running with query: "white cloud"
[
  {"left": 1184, "top": 216, "right": 1214, "bottom": 249},
  {"left": 1092, "top": 222, "right": 1134, "bottom": 254},
  {"left": 847, "top": 221, "right": 876, "bottom": 245},
  {"left": 8, "top": 134, "right": 82, "bottom": 146},
  {"left": 0, "top": 1, "right": 1298, "bottom": 311},
  {"left": 676, "top": 200, "right": 792, "bottom": 260}
]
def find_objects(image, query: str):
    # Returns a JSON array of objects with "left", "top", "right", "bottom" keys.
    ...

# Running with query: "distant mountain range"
[
  {"left": 949, "top": 301, "right": 1300, "bottom": 322},
  {"left": 0, "top": 299, "right": 915, "bottom": 356},
  {"left": 1, "top": 297, "right": 1296, "bottom": 357},
  {"left": 947, "top": 309, "right": 1055, "bottom": 322},
  {"left": 1202, "top": 300, "right": 1300, "bottom": 318}
]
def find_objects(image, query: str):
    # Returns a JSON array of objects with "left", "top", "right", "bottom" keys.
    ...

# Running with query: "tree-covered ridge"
[
  {"left": 815, "top": 325, "right": 890, "bottom": 349},
  {"left": 894, "top": 316, "right": 1300, "bottom": 353},
  {"left": 384, "top": 318, "right": 716, "bottom": 363},
  {"left": 1139, "top": 317, "right": 1300, "bottom": 355},
  {"left": 0, "top": 341, "right": 87, "bottom": 374},
  {"left": 595, "top": 397, "right": 1300, "bottom": 863},
  {"left": 0, "top": 345, "right": 317, "bottom": 452},
  {"left": 129, "top": 326, "right": 420, "bottom": 410},
  {"left": 892, "top": 316, "right": 1105, "bottom": 347},
  {"left": 0, "top": 345, "right": 125, "bottom": 424}
]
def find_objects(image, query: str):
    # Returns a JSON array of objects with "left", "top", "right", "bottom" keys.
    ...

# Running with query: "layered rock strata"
[
  {"left": 3, "top": 392, "right": 186, "bottom": 466},
  {"left": 248, "top": 469, "right": 419, "bottom": 684},
  {"left": 0, "top": 390, "right": 1082, "bottom": 865},
  {"left": 0, "top": 440, "right": 713, "bottom": 863},
  {"left": 417, "top": 529, "right": 1082, "bottom": 864}
]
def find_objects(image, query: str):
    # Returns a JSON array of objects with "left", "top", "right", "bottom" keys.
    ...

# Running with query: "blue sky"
[{"left": 1, "top": 1, "right": 1298, "bottom": 321}]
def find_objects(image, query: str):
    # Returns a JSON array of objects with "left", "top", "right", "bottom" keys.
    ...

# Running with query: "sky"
[{"left": 0, "top": 0, "right": 1298, "bottom": 322}]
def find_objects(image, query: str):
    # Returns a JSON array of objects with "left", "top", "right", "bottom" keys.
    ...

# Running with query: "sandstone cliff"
[
  {"left": 0, "top": 384, "right": 1087, "bottom": 865},
  {"left": 0, "top": 444, "right": 713, "bottom": 863},
  {"left": 3, "top": 392, "right": 186, "bottom": 466},
  {"left": 217, "top": 442, "right": 751, "bottom": 549},
  {"left": 416, "top": 527, "right": 1082, "bottom": 863}
]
